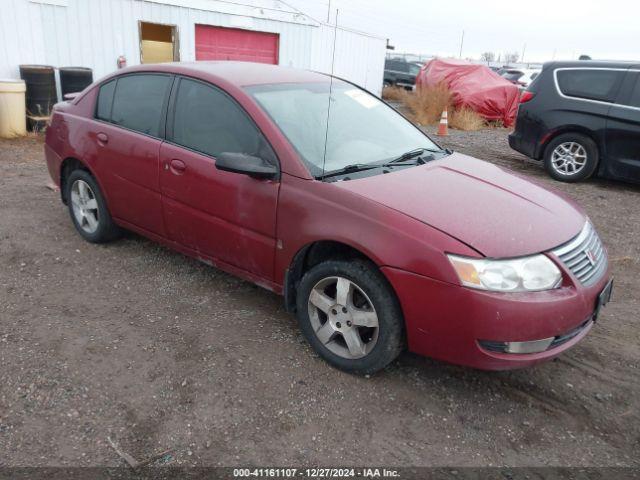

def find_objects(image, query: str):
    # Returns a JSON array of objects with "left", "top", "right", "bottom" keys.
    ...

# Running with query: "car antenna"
[{"left": 321, "top": 8, "right": 339, "bottom": 178}]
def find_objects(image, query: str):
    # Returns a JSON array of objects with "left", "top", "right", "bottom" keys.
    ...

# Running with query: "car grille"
[{"left": 552, "top": 222, "right": 607, "bottom": 286}]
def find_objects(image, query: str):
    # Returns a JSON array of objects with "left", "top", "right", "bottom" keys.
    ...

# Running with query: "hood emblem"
[{"left": 585, "top": 248, "right": 597, "bottom": 266}]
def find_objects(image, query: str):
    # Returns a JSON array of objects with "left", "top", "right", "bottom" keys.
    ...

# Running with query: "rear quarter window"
[
  {"left": 96, "top": 80, "right": 116, "bottom": 121},
  {"left": 556, "top": 69, "right": 625, "bottom": 102}
]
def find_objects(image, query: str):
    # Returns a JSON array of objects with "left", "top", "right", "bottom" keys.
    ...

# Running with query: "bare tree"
[
  {"left": 480, "top": 51, "right": 496, "bottom": 62},
  {"left": 504, "top": 51, "right": 520, "bottom": 64}
]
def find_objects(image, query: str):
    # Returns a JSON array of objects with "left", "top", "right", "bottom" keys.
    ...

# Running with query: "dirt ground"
[{"left": 0, "top": 130, "right": 638, "bottom": 469}]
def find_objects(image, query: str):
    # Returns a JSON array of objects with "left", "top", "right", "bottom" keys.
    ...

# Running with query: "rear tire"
[
  {"left": 65, "top": 169, "right": 120, "bottom": 243},
  {"left": 296, "top": 259, "right": 404, "bottom": 375},
  {"left": 543, "top": 133, "right": 599, "bottom": 183}
]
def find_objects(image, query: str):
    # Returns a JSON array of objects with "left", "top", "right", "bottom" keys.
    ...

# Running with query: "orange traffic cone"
[{"left": 437, "top": 108, "right": 449, "bottom": 136}]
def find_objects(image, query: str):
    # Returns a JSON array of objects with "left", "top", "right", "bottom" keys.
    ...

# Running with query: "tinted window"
[
  {"left": 408, "top": 63, "right": 422, "bottom": 76},
  {"left": 110, "top": 74, "right": 172, "bottom": 137},
  {"left": 171, "top": 78, "right": 276, "bottom": 164},
  {"left": 626, "top": 75, "right": 640, "bottom": 108},
  {"left": 556, "top": 69, "right": 624, "bottom": 102},
  {"left": 386, "top": 61, "right": 408, "bottom": 73},
  {"left": 96, "top": 80, "right": 116, "bottom": 121}
]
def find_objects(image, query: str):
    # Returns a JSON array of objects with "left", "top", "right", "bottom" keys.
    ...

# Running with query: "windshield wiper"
[
  {"left": 317, "top": 147, "right": 450, "bottom": 180},
  {"left": 387, "top": 147, "right": 443, "bottom": 164},
  {"left": 316, "top": 163, "right": 382, "bottom": 180}
]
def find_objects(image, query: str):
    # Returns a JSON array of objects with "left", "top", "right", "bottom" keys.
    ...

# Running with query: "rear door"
[
  {"left": 159, "top": 77, "right": 280, "bottom": 279},
  {"left": 92, "top": 73, "right": 173, "bottom": 236},
  {"left": 553, "top": 68, "right": 625, "bottom": 153},
  {"left": 605, "top": 70, "right": 640, "bottom": 181}
]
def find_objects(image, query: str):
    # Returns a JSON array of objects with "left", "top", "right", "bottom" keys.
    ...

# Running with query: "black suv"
[
  {"left": 509, "top": 61, "right": 640, "bottom": 183},
  {"left": 383, "top": 59, "right": 422, "bottom": 89}
]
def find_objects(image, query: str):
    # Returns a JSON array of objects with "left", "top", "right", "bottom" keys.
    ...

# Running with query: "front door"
[
  {"left": 91, "top": 73, "right": 173, "bottom": 236},
  {"left": 159, "top": 77, "right": 280, "bottom": 280},
  {"left": 605, "top": 71, "right": 640, "bottom": 181}
]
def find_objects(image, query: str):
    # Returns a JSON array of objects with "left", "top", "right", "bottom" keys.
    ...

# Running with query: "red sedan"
[{"left": 44, "top": 62, "right": 612, "bottom": 374}]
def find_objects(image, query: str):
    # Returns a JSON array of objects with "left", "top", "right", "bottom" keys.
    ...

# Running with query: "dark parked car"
[
  {"left": 45, "top": 62, "right": 611, "bottom": 374},
  {"left": 383, "top": 59, "right": 422, "bottom": 89},
  {"left": 509, "top": 61, "right": 640, "bottom": 183}
]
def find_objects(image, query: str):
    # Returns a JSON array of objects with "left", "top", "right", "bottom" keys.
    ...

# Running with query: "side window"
[
  {"left": 408, "top": 64, "right": 421, "bottom": 76},
  {"left": 170, "top": 78, "right": 277, "bottom": 164},
  {"left": 96, "top": 80, "right": 116, "bottom": 121},
  {"left": 556, "top": 69, "right": 624, "bottom": 102},
  {"left": 625, "top": 75, "right": 640, "bottom": 108},
  {"left": 110, "top": 74, "right": 172, "bottom": 137}
]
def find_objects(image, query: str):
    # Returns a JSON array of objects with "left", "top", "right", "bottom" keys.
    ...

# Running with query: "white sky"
[{"left": 285, "top": 0, "right": 640, "bottom": 63}]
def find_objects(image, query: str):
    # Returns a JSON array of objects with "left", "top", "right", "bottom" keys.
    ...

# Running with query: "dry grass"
[
  {"left": 381, "top": 86, "right": 410, "bottom": 102},
  {"left": 390, "top": 83, "right": 489, "bottom": 131},
  {"left": 404, "top": 83, "right": 453, "bottom": 126},
  {"left": 449, "top": 107, "right": 486, "bottom": 131}
]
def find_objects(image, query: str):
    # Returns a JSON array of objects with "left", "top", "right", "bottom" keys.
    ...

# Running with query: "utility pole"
[
  {"left": 459, "top": 30, "right": 465, "bottom": 59},
  {"left": 521, "top": 43, "right": 527, "bottom": 63},
  {"left": 327, "top": 0, "right": 331, "bottom": 23}
]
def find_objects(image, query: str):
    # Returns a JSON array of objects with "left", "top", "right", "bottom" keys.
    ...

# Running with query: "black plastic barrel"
[
  {"left": 59, "top": 67, "right": 93, "bottom": 97},
  {"left": 19, "top": 64, "right": 57, "bottom": 131}
]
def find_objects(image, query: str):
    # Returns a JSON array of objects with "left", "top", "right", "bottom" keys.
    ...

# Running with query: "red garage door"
[{"left": 195, "top": 25, "right": 279, "bottom": 64}]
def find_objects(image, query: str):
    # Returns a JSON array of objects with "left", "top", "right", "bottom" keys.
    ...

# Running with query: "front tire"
[
  {"left": 295, "top": 259, "right": 404, "bottom": 375},
  {"left": 65, "top": 169, "right": 120, "bottom": 243},
  {"left": 543, "top": 133, "right": 599, "bottom": 182}
]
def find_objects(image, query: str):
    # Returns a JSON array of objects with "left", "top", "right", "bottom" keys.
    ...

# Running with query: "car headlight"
[{"left": 447, "top": 254, "right": 562, "bottom": 292}]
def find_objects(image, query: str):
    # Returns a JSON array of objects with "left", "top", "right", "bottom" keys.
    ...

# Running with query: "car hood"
[{"left": 334, "top": 153, "right": 585, "bottom": 257}]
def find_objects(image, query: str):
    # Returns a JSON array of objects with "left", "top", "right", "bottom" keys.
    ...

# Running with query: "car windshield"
[{"left": 247, "top": 82, "right": 441, "bottom": 177}]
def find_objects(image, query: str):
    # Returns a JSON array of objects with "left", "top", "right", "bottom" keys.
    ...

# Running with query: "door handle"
[
  {"left": 96, "top": 132, "right": 109, "bottom": 144},
  {"left": 169, "top": 158, "right": 186, "bottom": 175}
]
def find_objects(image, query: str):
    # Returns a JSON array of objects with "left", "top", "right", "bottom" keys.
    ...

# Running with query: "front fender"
[{"left": 274, "top": 173, "right": 478, "bottom": 287}]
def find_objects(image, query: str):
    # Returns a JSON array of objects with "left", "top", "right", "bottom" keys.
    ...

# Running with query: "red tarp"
[{"left": 416, "top": 58, "right": 520, "bottom": 127}]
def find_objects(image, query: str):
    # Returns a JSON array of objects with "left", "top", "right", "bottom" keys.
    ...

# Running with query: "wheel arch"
[
  {"left": 60, "top": 157, "right": 95, "bottom": 205},
  {"left": 59, "top": 157, "right": 98, "bottom": 204},
  {"left": 283, "top": 240, "right": 395, "bottom": 314},
  {"left": 538, "top": 126, "right": 603, "bottom": 162}
]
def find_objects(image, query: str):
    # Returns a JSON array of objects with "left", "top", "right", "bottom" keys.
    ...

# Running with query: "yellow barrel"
[{"left": 0, "top": 79, "right": 27, "bottom": 138}]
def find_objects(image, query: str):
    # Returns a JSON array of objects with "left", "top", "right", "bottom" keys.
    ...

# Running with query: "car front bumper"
[{"left": 381, "top": 265, "right": 611, "bottom": 370}]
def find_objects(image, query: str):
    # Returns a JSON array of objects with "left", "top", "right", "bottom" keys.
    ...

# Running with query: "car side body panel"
[{"left": 274, "top": 172, "right": 480, "bottom": 287}]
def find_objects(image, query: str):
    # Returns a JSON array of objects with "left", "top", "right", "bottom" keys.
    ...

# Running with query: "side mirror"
[{"left": 214, "top": 152, "right": 278, "bottom": 180}]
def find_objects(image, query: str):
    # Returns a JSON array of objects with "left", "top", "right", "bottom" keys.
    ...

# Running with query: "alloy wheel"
[
  {"left": 551, "top": 142, "right": 587, "bottom": 176},
  {"left": 307, "top": 276, "right": 379, "bottom": 359},
  {"left": 70, "top": 179, "right": 100, "bottom": 234}
]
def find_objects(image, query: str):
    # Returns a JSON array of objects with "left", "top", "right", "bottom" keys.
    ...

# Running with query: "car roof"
[
  {"left": 544, "top": 60, "right": 640, "bottom": 70},
  {"left": 109, "top": 61, "right": 332, "bottom": 87}
]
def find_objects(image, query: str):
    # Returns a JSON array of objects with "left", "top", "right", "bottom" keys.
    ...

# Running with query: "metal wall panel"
[
  {"left": 0, "top": 0, "right": 385, "bottom": 94},
  {"left": 311, "top": 24, "right": 387, "bottom": 95}
]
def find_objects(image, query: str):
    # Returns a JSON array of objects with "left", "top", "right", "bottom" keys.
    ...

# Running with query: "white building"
[{"left": 0, "top": 0, "right": 387, "bottom": 95}]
